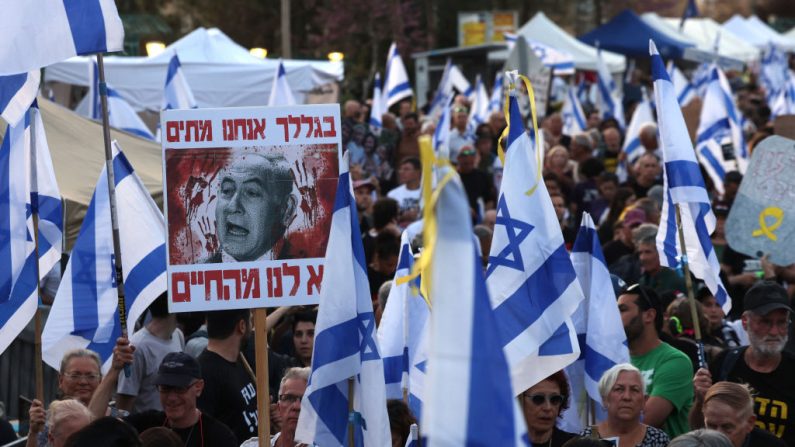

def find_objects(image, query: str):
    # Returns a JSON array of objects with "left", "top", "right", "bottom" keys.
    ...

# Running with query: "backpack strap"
[{"left": 717, "top": 346, "right": 746, "bottom": 382}]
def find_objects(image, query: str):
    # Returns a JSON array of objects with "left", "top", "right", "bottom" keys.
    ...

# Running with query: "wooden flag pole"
[
  {"left": 347, "top": 377, "right": 355, "bottom": 447},
  {"left": 674, "top": 205, "right": 707, "bottom": 369},
  {"left": 96, "top": 54, "right": 131, "bottom": 376},
  {"left": 253, "top": 308, "right": 270, "bottom": 447},
  {"left": 30, "top": 107, "right": 44, "bottom": 402}
]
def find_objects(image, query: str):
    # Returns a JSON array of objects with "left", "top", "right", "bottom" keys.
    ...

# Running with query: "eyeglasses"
[
  {"left": 63, "top": 373, "right": 100, "bottom": 381},
  {"left": 523, "top": 393, "right": 564, "bottom": 406},
  {"left": 157, "top": 382, "right": 197, "bottom": 395},
  {"left": 279, "top": 394, "right": 304, "bottom": 404},
  {"left": 625, "top": 283, "right": 654, "bottom": 311}
]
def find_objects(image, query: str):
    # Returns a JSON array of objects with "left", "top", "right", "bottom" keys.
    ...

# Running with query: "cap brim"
[
  {"left": 154, "top": 373, "right": 195, "bottom": 388},
  {"left": 751, "top": 302, "right": 793, "bottom": 315}
]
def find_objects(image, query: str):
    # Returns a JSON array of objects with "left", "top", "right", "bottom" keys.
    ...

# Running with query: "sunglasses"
[{"left": 524, "top": 393, "right": 564, "bottom": 406}]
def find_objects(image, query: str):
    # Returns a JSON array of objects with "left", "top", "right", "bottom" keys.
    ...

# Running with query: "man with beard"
[
  {"left": 617, "top": 284, "right": 693, "bottom": 438},
  {"left": 197, "top": 309, "right": 258, "bottom": 444},
  {"left": 691, "top": 281, "right": 795, "bottom": 445}
]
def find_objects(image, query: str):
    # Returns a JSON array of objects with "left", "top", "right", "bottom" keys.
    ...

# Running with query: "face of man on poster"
[{"left": 214, "top": 152, "right": 297, "bottom": 262}]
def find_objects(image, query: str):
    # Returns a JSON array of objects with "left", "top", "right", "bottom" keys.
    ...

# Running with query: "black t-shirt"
[
  {"left": 197, "top": 350, "right": 259, "bottom": 444},
  {"left": 602, "top": 239, "right": 633, "bottom": 268},
  {"left": 746, "top": 426, "right": 787, "bottom": 447},
  {"left": 710, "top": 348, "right": 795, "bottom": 446},
  {"left": 530, "top": 427, "right": 577, "bottom": 447},
  {"left": 125, "top": 410, "right": 238, "bottom": 447},
  {"left": 458, "top": 169, "right": 494, "bottom": 214}
]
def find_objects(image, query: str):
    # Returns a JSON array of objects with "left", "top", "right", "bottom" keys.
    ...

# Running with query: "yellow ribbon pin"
[{"left": 752, "top": 207, "right": 784, "bottom": 241}]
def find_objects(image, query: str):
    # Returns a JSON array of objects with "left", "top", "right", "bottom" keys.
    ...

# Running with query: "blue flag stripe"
[
  {"left": 0, "top": 252, "right": 38, "bottom": 326},
  {"left": 307, "top": 385, "right": 351, "bottom": 445},
  {"left": 0, "top": 75, "right": 27, "bottom": 116},
  {"left": 665, "top": 160, "right": 706, "bottom": 190},
  {"left": 584, "top": 343, "right": 619, "bottom": 383},
  {"left": 571, "top": 226, "right": 608, "bottom": 270},
  {"left": 70, "top": 197, "right": 100, "bottom": 338},
  {"left": 123, "top": 244, "right": 166, "bottom": 300},
  {"left": 506, "top": 95, "right": 524, "bottom": 149},
  {"left": 0, "top": 133, "right": 13, "bottom": 302},
  {"left": 310, "top": 317, "right": 359, "bottom": 370},
  {"left": 539, "top": 323, "right": 574, "bottom": 356},
  {"left": 695, "top": 118, "right": 730, "bottom": 144},
  {"left": 698, "top": 147, "right": 726, "bottom": 180},
  {"left": 64, "top": 0, "right": 108, "bottom": 55}
]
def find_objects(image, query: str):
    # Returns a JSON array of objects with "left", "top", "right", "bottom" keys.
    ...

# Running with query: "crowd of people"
[{"left": 2, "top": 65, "right": 794, "bottom": 447}]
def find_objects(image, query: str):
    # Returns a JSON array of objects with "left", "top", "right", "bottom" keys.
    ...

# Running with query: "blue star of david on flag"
[
  {"left": 487, "top": 195, "right": 534, "bottom": 276},
  {"left": 359, "top": 314, "right": 379, "bottom": 362}
]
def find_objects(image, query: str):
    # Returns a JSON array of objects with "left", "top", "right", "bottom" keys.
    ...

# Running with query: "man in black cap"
[{"left": 691, "top": 281, "right": 795, "bottom": 445}]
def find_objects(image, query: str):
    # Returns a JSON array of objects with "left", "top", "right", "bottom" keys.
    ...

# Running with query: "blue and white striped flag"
[
  {"left": 595, "top": 50, "right": 625, "bottom": 129},
  {"left": 503, "top": 33, "right": 576, "bottom": 74},
  {"left": 427, "top": 60, "right": 452, "bottom": 119},
  {"left": 0, "top": 71, "right": 40, "bottom": 126},
  {"left": 368, "top": 72, "right": 384, "bottom": 135},
  {"left": 617, "top": 87, "right": 655, "bottom": 183},
  {"left": 650, "top": 40, "right": 731, "bottom": 315},
  {"left": 668, "top": 62, "right": 696, "bottom": 106},
  {"left": 376, "top": 231, "right": 429, "bottom": 419},
  {"left": 0, "top": 0, "right": 124, "bottom": 76},
  {"left": 695, "top": 65, "right": 748, "bottom": 194},
  {"left": 487, "top": 72, "right": 504, "bottom": 118},
  {"left": 561, "top": 86, "right": 586, "bottom": 137},
  {"left": 383, "top": 42, "right": 413, "bottom": 110},
  {"left": 86, "top": 61, "right": 155, "bottom": 140},
  {"left": 760, "top": 43, "right": 789, "bottom": 110},
  {"left": 41, "top": 142, "right": 166, "bottom": 372},
  {"left": 432, "top": 94, "right": 453, "bottom": 158},
  {"left": 268, "top": 60, "right": 296, "bottom": 106},
  {"left": 468, "top": 74, "right": 490, "bottom": 132},
  {"left": 561, "top": 213, "right": 630, "bottom": 432},
  {"left": 486, "top": 78, "right": 584, "bottom": 395},
  {"left": 295, "top": 155, "right": 391, "bottom": 447},
  {"left": 423, "top": 166, "right": 527, "bottom": 446},
  {"left": 771, "top": 78, "right": 795, "bottom": 118},
  {"left": 0, "top": 103, "right": 63, "bottom": 355},
  {"left": 162, "top": 54, "right": 197, "bottom": 111},
  {"left": 691, "top": 63, "right": 711, "bottom": 98}
]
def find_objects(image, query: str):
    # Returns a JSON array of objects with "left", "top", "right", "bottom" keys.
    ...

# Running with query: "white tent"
[
  {"left": 640, "top": 13, "right": 700, "bottom": 50},
  {"left": 44, "top": 27, "right": 344, "bottom": 111},
  {"left": 654, "top": 15, "right": 760, "bottom": 63},
  {"left": 723, "top": 15, "right": 770, "bottom": 49},
  {"left": 739, "top": 16, "right": 795, "bottom": 51},
  {"left": 515, "top": 12, "right": 626, "bottom": 73}
]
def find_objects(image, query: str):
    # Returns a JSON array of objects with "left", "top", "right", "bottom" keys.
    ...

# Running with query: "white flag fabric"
[
  {"left": 487, "top": 72, "right": 504, "bottom": 118},
  {"left": 562, "top": 213, "right": 630, "bottom": 432},
  {"left": 468, "top": 74, "right": 490, "bottom": 131},
  {"left": 0, "top": 71, "right": 41, "bottom": 126},
  {"left": 162, "top": 53, "right": 197, "bottom": 111},
  {"left": 295, "top": 155, "right": 391, "bottom": 447},
  {"left": 0, "top": 103, "right": 63, "bottom": 354},
  {"left": 770, "top": 78, "right": 795, "bottom": 118},
  {"left": 668, "top": 63, "right": 696, "bottom": 107},
  {"left": 422, "top": 167, "right": 527, "bottom": 446},
  {"left": 268, "top": 60, "right": 296, "bottom": 106},
  {"left": 486, "top": 81, "right": 584, "bottom": 395},
  {"left": 0, "top": 0, "right": 124, "bottom": 76},
  {"left": 85, "top": 61, "right": 155, "bottom": 140},
  {"left": 432, "top": 94, "right": 453, "bottom": 158},
  {"left": 368, "top": 72, "right": 384, "bottom": 135},
  {"left": 617, "top": 87, "right": 655, "bottom": 183},
  {"left": 561, "top": 86, "right": 586, "bottom": 137},
  {"left": 595, "top": 50, "right": 625, "bottom": 129},
  {"left": 383, "top": 42, "right": 413, "bottom": 109},
  {"left": 42, "top": 142, "right": 166, "bottom": 372},
  {"left": 376, "top": 231, "right": 429, "bottom": 419},
  {"left": 650, "top": 40, "right": 731, "bottom": 315}
]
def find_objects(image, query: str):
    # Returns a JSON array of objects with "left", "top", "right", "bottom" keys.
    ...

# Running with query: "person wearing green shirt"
[{"left": 618, "top": 284, "right": 694, "bottom": 438}]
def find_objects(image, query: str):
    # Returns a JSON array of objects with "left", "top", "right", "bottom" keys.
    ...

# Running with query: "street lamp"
[
  {"left": 145, "top": 41, "right": 166, "bottom": 57},
  {"left": 327, "top": 51, "right": 344, "bottom": 62},
  {"left": 249, "top": 47, "right": 268, "bottom": 59}
]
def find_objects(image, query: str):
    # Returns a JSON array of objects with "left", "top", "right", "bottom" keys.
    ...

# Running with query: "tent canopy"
[
  {"left": 515, "top": 12, "right": 626, "bottom": 73},
  {"left": 2, "top": 99, "right": 163, "bottom": 250},
  {"left": 651, "top": 15, "right": 760, "bottom": 63},
  {"left": 728, "top": 15, "right": 795, "bottom": 51},
  {"left": 44, "top": 27, "right": 344, "bottom": 111},
  {"left": 579, "top": 9, "right": 694, "bottom": 59}
]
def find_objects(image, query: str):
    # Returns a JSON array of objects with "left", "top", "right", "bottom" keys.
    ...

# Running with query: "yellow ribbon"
[
  {"left": 497, "top": 72, "right": 543, "bottom": 197},
  {"left": 752, "top": 206, "right": 784, "bottom": 241}
]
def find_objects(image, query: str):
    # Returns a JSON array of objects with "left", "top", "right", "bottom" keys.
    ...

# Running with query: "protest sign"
[
  {"left": 162, "top": 105, "right": 341, "bottom": 312},
  {"left": 725, "top": 135, "right": 795, "bottom": 265},
  {"left": 503, "top": 35, "right": 551, "bottom": 118}
]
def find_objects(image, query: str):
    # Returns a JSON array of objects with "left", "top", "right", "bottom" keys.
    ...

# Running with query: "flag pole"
[
  {"left": 347, "top": 377, "right": 355, "bottom": 447},
  {"left": 673, "top": 205, "right": 707, "bottom": 369},
  {"left": 95, "top": 54, "right": 130, "bottom": 370},
  {"left": 30, "top": 108, "right": 44, "bottom": 402},
  {"left": 253, "top": 308, "right": 271, "bottom": 447}
]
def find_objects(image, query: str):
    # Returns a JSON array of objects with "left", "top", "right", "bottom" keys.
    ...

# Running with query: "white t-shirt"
[{"left": 387, "top": 185, "right": 421, "bottom": 214}]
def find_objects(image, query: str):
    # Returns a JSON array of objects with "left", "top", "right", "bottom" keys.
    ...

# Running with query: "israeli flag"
[
  {"left": 42, "top": 142, "right": 166, "bottom": 372},
  {"left": 423, "top": 167, "right": 527, "bottom": 446},
  {"left": 595, "top": 50, "right": 625, "bottom": 129},
  {"left": 468, "top": 74, "right": 490, "bottom": 131},
  {"left": 0, "top": 71, "right": 40, "bottom": 126},
  {"left": 85, "top": 61, "right": 155, "bottom": 140},
  {"left": 162, "top": 54, "right": 197, "bottom": 111},
  {"left": 376, "top": 231, "right": 429, "bottom": 419},
  {"left": 650, "top": 40, "right": 731, "bottom": 315},
  {"left": 432, "top": 94, "right": 453, "bottom": 158},
  {"left": 503, "top": 33, "right": 576, "bottom": 74},
  {"left": 760, "top": 43, "right": 789, "bottom": 109},
  {"left": 295, "top": 155, "right": 391, "bottom": 447},
  {"left": 0, "top": 0, "right": 124, "bottom": 76},
  {"left": 487, "top": 72, "right": 504, "bottom": 118},
  {"left": 268, "top": 60, "right": 296, "bottom": 106},
  {"left": 695, "top": 65, "right": 747, "bottom": 194},
  {"left": 427, "top": 60, "right": 452, "bottom": 119},
  {"left": 770, "top": 78, "right": 795, "bottom": 118},
  {"left": 616, "top": 87, "right": 655, "bottom": 183},
  {"left": 0, "top": 103, "right": 63, "bottom": 355},
  {"left": 486, "top": 80, "right": 584, "bottom": 395},
  {"left": 691, "top": 63, "right": 711, "bottom": 98},
  {"left": 383, "top": 42, "right": 413, "bottom": 110},
  {"left": 561, "top": 213, "right": 629, "bottom": 432},
  {"left": 368, "top": 72, "right": 384, "bottom": 135},
  {"left": 667, "top": 62, "right": 696, "bottom": 107},
  {"left": 561, "top": 86, "right": 586, "bottom": 137}
]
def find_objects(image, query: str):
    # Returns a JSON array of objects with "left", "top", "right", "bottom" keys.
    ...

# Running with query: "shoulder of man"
[
  {"left": 749, "top": 427, "right": 788, "bottom": 447},
  {"left": 200, "top": 411, "right": 238, "bottom": 443}
]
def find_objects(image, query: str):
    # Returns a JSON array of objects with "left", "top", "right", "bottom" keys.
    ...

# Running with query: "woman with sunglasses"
[
  {"left": 582, "top": 363, "right": 669, "bottom": 447},
  {"left": 520, "top": 370, "right": 577, "bottom": 447}
]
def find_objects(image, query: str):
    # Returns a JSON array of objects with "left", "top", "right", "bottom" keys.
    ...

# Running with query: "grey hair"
[
  {"left": 59, "top": 349, "right": 101, "bottom": 375},
  {"left": 279, "top": 366, "right": 311, "bottom": 391},
  {"left": 47, "top": 399, "right": 92, "bottom": 436},
  {"left": 378, "top": 281, "right": 392, "bottom": 312},
  {"left": 632, "top": 223, "right": 659, "bottom": 246},
  {"left": 572, "top": 133, "right": 593, "bottom": 150},
  {"left": 598, "top": 363, "right": 645, "bottom": 402},
  {"left": 639, "top": 123, "right": 658, "bottom": 139},
  {"left": 668, "top": 429, "right": 733, "bottom": 447}
]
